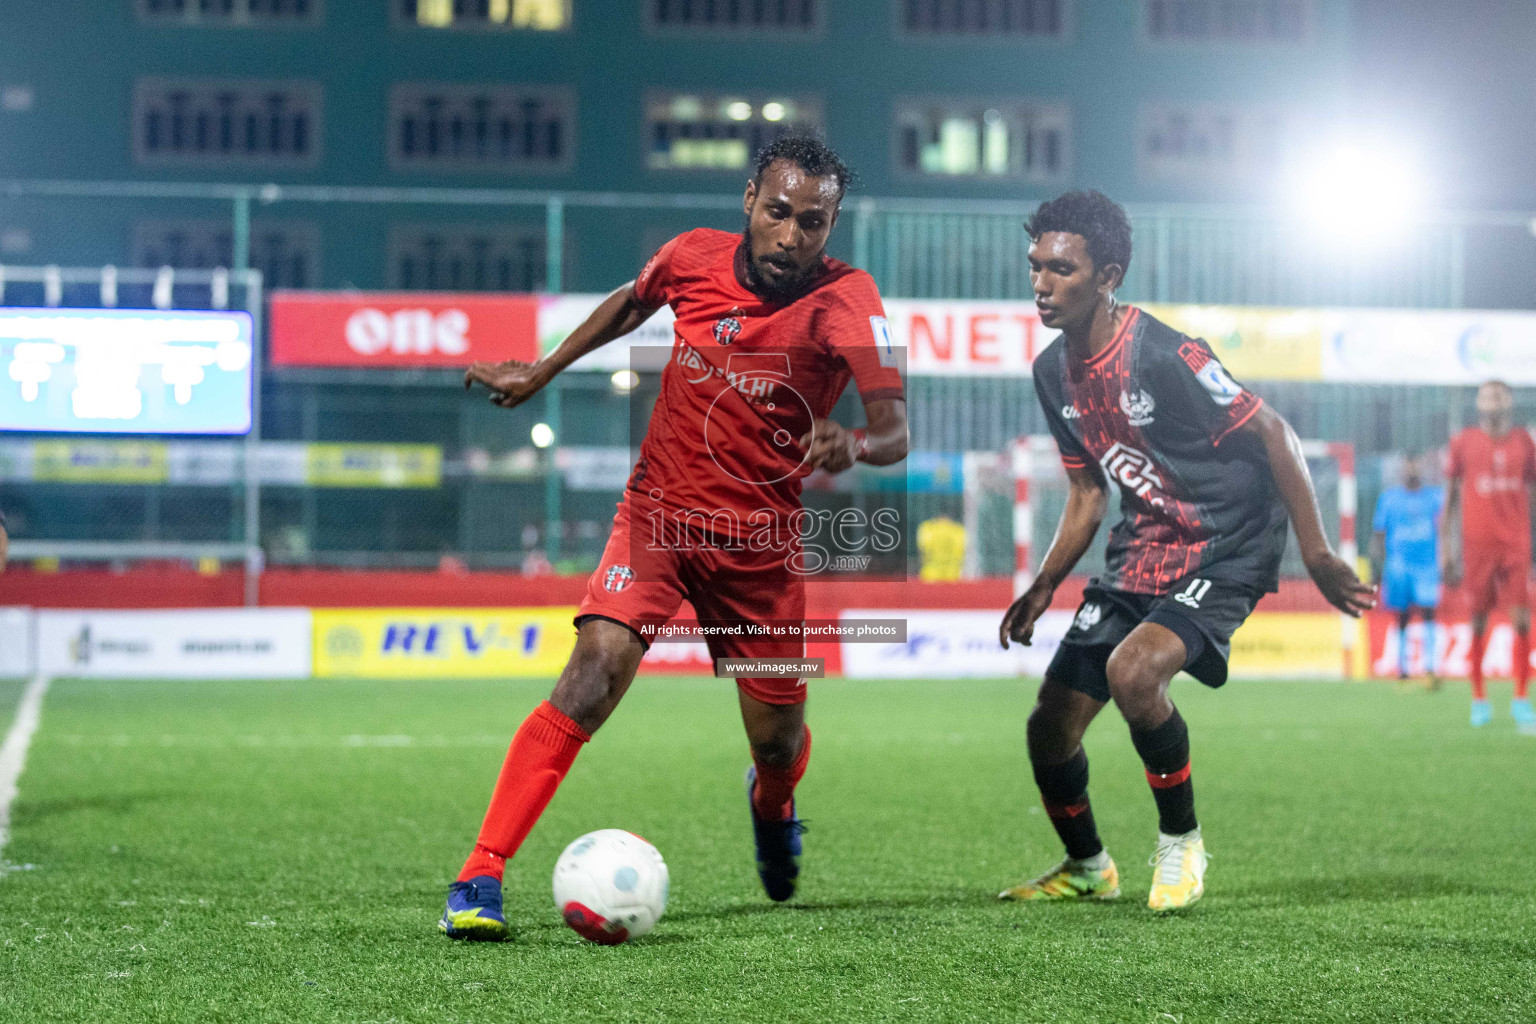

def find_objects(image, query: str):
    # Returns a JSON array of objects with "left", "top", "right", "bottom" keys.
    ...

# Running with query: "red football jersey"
[
  {"left": 1446, "top": 426, "right": 1536, "bottom": 553},
  {"left": 629, "top": 228, "right": 904, "bottom": 532}
]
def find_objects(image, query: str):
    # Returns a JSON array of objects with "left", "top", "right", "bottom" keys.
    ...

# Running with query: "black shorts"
[{"left": 1046, "top": 574, "right": 1263, "bottom": 702}]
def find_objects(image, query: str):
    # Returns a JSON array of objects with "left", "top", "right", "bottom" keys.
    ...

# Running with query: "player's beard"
[{"left": 739, "top": 231, "right": 823, "bottom": 303}]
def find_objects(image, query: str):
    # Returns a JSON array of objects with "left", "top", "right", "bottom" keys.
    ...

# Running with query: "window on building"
[
  {"left": 646, "top": 94, "right": 821, "bottom": 172},
  {"left": 131, "top": 220, "right": 321, "bottom": 289},
  {"left": 901, "top": 0, "right": 1065, "bottom": 36},
  {"left": 133, "top": 79, "right": 322, "bottom": 166},
  {"left": 1144, "top": 0, "right": 1310, "bottom": 42},
  {"left": 388, "top": 225, "right": 548, "bottom": 291},
  {"left": 139, "top": 0, "right": 321, "bottom": 23},
  {"left": 1138, "top": 103, "right": 1296, "bottom": 181},
  {"left": 389, "top": 85, "right": 573, "bottom": 171},
  {"left": 397, "top": 0, "right": 569, "bottom": 30},
  {"left": 896, "top": 102, "right": 1068, "bottom": 180},
  {"left": 649, "top": 0, "right": 818, "bottom": 31}
]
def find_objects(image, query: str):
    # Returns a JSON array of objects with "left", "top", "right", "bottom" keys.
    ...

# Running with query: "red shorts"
[
  {"left": 577, "top": 498, "right": 808, "bottom": 705},
  {"left": 1463, "top": 546, "right": 1531, "bottom": 616}
]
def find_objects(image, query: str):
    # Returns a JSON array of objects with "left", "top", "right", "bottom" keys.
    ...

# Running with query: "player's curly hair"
[
  {"left": 1025, "top": 190, "right": 1133, "bottom": 275},
  {"left": 753, "top": 135, "right": 853, "bottom": 202}
]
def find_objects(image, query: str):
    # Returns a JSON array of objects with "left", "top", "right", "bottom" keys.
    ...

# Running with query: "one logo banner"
[{"left": 269, "top": 292, "right": 539, "bottom": 367}]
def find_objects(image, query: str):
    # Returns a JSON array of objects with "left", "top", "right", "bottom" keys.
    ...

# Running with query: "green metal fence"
[
  {"left": 4, "top": 178, "right": 1536, "bottom": 572},
  {"left": 5, "top": 178, "right": 1536, "bottom": 307}
]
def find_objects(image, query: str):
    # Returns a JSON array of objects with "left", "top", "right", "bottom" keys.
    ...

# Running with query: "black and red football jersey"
[{"left": 1031, "top": 307, "right": 1288, "bottom": 596}]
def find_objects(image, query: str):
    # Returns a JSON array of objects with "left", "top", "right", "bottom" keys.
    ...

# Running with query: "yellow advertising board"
[
  {"left": 1227, "top": 612, "right": 1345, "bottom": 678},
  {"left": 313, "top": 607, "right": 577, "bottom": 678},
  {"left": 305, "top": 443, "right": 442, "bottom": 488},
  {"left": 1144, "top": 304, "right": 1324, "bottom": 381},
  {"left": 32, "top": 440, "right": 170, "bottom": 483}
]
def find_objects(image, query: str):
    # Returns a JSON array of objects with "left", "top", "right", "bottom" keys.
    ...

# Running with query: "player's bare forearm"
[
  {"left": 859, "top": 398, "right": 908, "bottom": 467},
  {"left": 1246, "top": 405, "right": 1330, "bottom": 560},
  {"left": 1036, "top": 467, "right": 1109, "bottom": 591},
  {"left": 1440, "top": 479, "right": 1462, "bottom": 579},
  {"left": 1245, "top": 404, "right": 1375, "bottom": 615},
  {"left": 799, "top": 398, "right": 908, "bottom": 473},
  {"left": 538, "top": 282, "right": 656, "bottom": 383},
  {"left": 465, "top": 282, "right": 656, "bottom": 407},
  {"left": 1001, "top": 465, "right": 1106, "bottom": 648}
]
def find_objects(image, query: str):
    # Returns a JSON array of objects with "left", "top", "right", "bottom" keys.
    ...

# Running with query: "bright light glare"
[
  {"left": 610, "top": 369, "right": 639, "bottom": 392},
  {"left": 725, "top": 101, "right": 753, "bottom": 122},
  {"left": 531, "top": 422, "right": 555, "bottom": 448},
  {"left": 1289, "top": 146, "right": 1423, "bottom": 240},
  {"left": 761, "top": 102, "right": 787, "bottom": 122}
]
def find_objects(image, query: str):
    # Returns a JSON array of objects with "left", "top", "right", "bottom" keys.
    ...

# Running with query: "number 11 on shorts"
[{"left": 1173, "top": 578, "right": 1212, "bottom": 608}]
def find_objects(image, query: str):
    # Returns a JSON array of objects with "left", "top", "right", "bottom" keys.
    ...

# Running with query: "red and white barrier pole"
[
  {"left": 1012, "top": 438, "right": 1034, "bottom": 597},
  {"left": 1329, "top": 441, "right": 1359, "bottom": 679}
]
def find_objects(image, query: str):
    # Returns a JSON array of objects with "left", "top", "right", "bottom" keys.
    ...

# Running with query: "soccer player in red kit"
[
  {"left": 1442, "top": 380, "right": 1536, "bottom": 728},
  {"left": 443, "top": 137, "right": 908, "bottom": 941}
]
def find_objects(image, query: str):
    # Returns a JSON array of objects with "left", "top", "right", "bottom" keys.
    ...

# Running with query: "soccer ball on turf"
[{"left": 552, "top": 829, "right": 669, "bottom": 945}]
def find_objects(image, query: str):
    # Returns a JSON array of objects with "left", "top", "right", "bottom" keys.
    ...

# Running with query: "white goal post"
[{"left": 962, "top": 436, "right": 1359, "bottom": 675}]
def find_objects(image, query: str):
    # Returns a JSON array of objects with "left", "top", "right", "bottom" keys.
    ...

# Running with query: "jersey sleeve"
[
  {"left": 633, "top": 232, "right": 689, "bottom": 309},
  {"left": 1032, "top": 360, "right": 1092, "bottom": 470},
  {"left": 1168, "top": 337, "right": 1265, "bottom": 446},
  {"left": 825, "top": 272, "right": 905, "bottom": 405}
]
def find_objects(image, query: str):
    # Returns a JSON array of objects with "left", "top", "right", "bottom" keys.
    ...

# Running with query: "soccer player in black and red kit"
[
  {"left": 443, "top": 138, "right": 908, "bottom": 941},
  {"left": 998, "top": 192, "right": 1374, "bottom": 911}
]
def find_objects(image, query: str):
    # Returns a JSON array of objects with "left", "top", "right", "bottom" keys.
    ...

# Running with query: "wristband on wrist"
[{"left": 851, "top": 428, "right": 870, "bottom": 462}]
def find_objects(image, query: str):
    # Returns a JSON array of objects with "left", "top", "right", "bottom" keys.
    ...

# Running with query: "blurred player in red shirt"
[
  {"left": 441, "top": 137, "right": 908, "bottom": 941},
  {"left": 1442, "top": 380, "right": 1536, "bottom": 727}
]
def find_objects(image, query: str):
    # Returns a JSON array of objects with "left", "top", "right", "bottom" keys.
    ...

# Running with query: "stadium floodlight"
[
  {"left": 611, "top": 369, "right": 639, "bottom": 392},
  {"left": 725, "top": 100, "right": 753, "bottom": 122},
  {"left": 761, "top": 102, "right": 787, "bottom": 122},
  {"left": 531, "top": 422, "right": 555, "bottom": 448},
  {"left": 1287, "top": 144, "right": 1424, "bottom": 241}
]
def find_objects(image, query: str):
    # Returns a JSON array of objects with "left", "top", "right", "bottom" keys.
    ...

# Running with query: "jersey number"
[{"left": 1173, "top": 578, "right": 1212, "bottom": 609}]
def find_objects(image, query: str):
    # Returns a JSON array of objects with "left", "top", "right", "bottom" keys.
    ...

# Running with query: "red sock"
[
  {"left": 751, "top": 726, "right": 811, "bottom": 822},
  {"left": 1470, "top": 632, "right": 1487, "bottom": 701},
  {"left": 458, "top": 701, "right": 590, "bottom": 882},
  {"left": 1516, "top": 632, "right": 1530, "bottom": 700}
]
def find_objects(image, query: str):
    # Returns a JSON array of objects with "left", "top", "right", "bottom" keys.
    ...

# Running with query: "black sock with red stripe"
[
  {"left": 1130, "top": 707, "right": 1198, "bottom": 835},
  {"left": 1031, "top": 748, "right": 1103, "bottom": 861}
]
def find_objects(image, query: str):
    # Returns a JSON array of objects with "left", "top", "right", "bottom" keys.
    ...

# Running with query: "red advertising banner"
[
  {"left": 1367, "top": 612, "right": 1533, "bottom": 679},
  {"left": 269, "top": 292, "right": 539, "bottom": 367}
]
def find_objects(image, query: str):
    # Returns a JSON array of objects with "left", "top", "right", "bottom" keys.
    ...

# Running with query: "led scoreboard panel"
[{"left": 0, "top": 308, "right": 254, "bottom": 434}]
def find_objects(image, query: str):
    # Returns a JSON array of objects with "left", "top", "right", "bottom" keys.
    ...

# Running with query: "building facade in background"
[{"left": 0, "top": 1, "right": 1350, "bottom": 291}]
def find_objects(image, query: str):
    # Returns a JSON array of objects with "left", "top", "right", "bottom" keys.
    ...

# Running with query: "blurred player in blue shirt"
[{"left": 1370, "top": 454, "right": 1445, "bottom": 684}]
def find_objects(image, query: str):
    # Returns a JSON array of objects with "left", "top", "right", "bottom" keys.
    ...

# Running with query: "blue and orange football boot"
[
  {"left": 745, "top": 766, "right": 805, "bottom": 902},
  {"left": 439, "top": 876, "right": 509, "bottom": 941}
]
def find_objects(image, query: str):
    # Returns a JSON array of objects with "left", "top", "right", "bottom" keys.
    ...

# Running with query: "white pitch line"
[{"left": 0, "top": 674, "right": 51, "bottom": 865}]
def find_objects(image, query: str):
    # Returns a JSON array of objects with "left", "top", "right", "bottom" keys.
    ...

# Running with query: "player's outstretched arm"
[
  {"left": 1439, "top": 478, "right": 1462, "bottom": 584},
  {"left": 1243, "top": 404, "right": 1375, "bottom": 617},
  {"left": 798, "top": 398, "right": 909, "bottom": 473},
  {"left": 464, "top": 281, "right": 658, "bottom": 409},
  {"left": 1000, "top": 463, "right": 1109, "bottom": 648}
]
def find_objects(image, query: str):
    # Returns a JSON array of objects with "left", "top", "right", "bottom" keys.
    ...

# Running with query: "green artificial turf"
[{"left": 1, "top": 674, "right": 1533, "bottom": 1023}]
